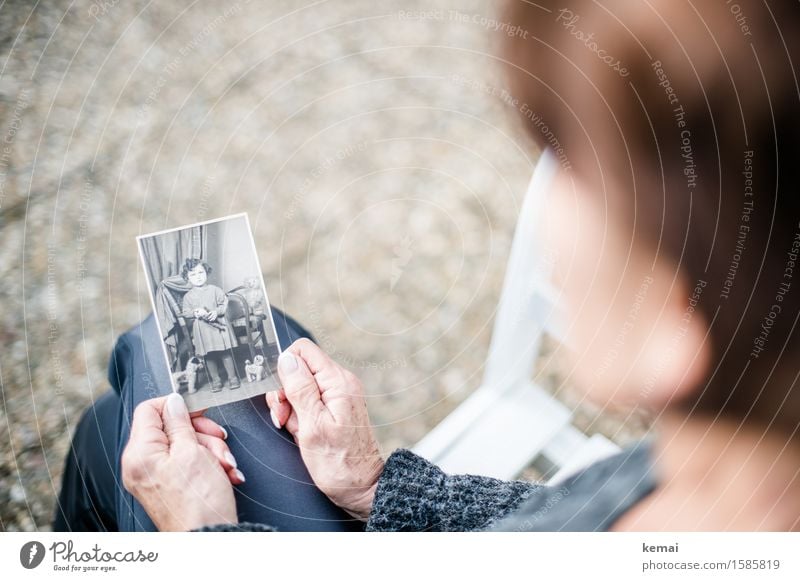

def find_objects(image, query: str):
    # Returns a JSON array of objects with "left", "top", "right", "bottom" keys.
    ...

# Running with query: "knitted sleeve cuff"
[
  {"left": 193, "top": 522, "right": 275, "bottom": 532},
  {"left": 366, "top": 449, "right": 543, "bottom": 532},
  {"left": 366, "top": 449, "right": 447, "bottom": 532}
]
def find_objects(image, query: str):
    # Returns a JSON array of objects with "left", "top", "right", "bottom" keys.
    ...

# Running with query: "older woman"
[{"left": 60, "top": 0, "right": 800, "bottom": 532}]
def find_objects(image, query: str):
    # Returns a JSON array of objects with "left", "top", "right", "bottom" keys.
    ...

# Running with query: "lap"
[
  {"left": 58, "top": 307, "right": 361, "bottom": 532},
  {"left": 53, "top": 390, "right": 120, "bottom": 531}
]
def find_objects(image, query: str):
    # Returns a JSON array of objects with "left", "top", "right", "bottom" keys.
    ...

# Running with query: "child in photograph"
[{"left": 180, "top": 258, "right": 241, "bottom": 392}]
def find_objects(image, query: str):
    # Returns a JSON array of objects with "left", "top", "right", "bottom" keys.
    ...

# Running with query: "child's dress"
[{"left": 182, "top": 284, "right": 236, "bottom": 356}]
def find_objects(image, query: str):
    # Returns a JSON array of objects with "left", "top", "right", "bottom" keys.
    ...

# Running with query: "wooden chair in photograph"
[{"left": 225, "top": 291, "right": 259, "bottom": 360}]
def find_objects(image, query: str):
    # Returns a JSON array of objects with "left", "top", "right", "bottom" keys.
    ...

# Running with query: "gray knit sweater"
[{"left": 197, "top": 440, "right": 656, "bottom": 532}]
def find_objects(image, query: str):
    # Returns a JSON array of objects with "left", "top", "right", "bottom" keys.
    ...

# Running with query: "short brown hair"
[{"left": 504, "top": 0, "right": 800, "bottom": 428}]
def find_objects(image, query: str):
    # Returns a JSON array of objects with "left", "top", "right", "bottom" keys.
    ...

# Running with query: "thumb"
[
  {"left": 162, "top": 393, "right": 199, "bottom": 447},
  {"left": 278, "top": 351, "right": 323, "bottom": 417}
]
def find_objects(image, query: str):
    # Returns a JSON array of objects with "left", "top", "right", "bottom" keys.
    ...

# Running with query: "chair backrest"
[
  {"left": 225, "top": 292, "right": 250, "bottom": 325},
  {"left": 413, "top": 150, "right": 620, "bottom": 481},
  {"left": 481, "top": 148, "right": 561, "bottom": 393}
]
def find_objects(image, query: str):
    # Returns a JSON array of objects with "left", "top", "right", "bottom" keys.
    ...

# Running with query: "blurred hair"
[
  {"left": 504, "top": 0, "right": 800, "bottom": 428},
  {"left": 181, "top": 258, "right": 213, "bottom": 281}
]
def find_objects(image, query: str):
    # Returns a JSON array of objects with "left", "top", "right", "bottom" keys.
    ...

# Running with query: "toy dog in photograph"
[
  {"left": 245, "top": 355, "right": 266, "bottom": 382},
  {"left": 172, "top": 356, "right": 204, "bottom": 394}
]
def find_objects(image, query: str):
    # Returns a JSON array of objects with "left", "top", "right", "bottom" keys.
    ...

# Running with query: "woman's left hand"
[
  {"left": 266, "top": 340, "right": 384, "bottom": 520},
  {"left": 121, "top": 394, "right": 242, "bottom": 531},
  {"left": 206, "top": 311, "right": 218, "bottom": 322}
]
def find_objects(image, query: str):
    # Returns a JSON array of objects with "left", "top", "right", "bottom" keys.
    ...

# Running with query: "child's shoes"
[
  {"left": 211, "top": 379, "right": 223, "bottom": 393},
  {"left": 228, "top": 377, "right": 242, "bottom": 390}
]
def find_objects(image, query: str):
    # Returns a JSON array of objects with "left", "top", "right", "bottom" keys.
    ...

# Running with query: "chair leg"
[
  {"left": 244, "top": 320, "right": 256, "bottom": 360},
  {"left": 254, "top": 319, "right": 266, "bottom": 348}
]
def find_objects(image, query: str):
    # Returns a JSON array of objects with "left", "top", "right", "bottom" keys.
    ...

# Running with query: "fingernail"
[
  {"left": 235, "top": 469, "right": 246, "bottom": 483},
  {"left": 219, "top": 426, "right": 228, "bottom": 440},
  {"left": 167, "top": 393, "right": 188, "bottom": 417},
  {"left": 224, "top": 451, "right": 237, "bottom": 469},
  {"left": 278, "top": 351, "right": 298, "bottom": 374},
  {"left": 270, "top": 409, "right": 281, "bottom": 429}
]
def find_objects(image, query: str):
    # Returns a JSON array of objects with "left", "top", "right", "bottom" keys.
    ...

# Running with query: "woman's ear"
[{"left": 636, "top": 276, "right": 712, "bottom": 410}]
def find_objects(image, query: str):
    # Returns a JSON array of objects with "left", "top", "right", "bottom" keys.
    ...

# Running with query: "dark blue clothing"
[{"left": 53, "top": 309, "right": 361, "bottom": 532}]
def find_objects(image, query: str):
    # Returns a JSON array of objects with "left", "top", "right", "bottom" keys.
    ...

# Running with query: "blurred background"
[{"left": 0, "top": 0, "right": 646, "bottom": 531}]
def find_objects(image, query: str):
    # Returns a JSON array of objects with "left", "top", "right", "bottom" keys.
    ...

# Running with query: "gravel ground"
[{"left": 0, "top": 0, "right": 648, "bottom": 531}]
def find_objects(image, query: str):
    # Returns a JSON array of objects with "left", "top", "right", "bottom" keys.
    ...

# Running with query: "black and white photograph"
[
  {"left": 137, "top": 214, "right": 281, "bottom": 411},
  {"left": 7, "top": 2, "right": 800, "bottom": 574}
]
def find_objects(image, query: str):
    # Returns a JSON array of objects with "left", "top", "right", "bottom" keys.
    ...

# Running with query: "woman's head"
[
  {"left": 181, "top": 258, "right": 212, "bottom": 287},
  {"left": 504, "top": 0, "right": 800, "bottom": 428}
]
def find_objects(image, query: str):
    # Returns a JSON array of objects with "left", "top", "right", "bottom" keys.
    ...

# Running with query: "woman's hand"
[
  {"left": 121, "top": 393, "right": 244, "bottom": 531},
  {"left": 266, "top": 339, "right": 384, "bottom": 520},
  {"left": 206, "top": 310, "right": 218, "bottom": 322}
]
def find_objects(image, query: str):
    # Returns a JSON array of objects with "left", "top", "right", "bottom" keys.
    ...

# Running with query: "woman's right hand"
[
  {"left": 121, "top": 394, "right": 244, "bottom": 531},
  {"left": 265, "top": 339, "right": 385, "bottom": 520}
]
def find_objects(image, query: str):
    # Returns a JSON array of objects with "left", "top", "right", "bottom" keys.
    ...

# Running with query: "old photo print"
[{"left": 137, "top": 213, "right": 281, "bottom": 412}]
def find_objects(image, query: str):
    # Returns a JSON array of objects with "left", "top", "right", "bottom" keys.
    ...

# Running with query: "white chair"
[{"left": 413, "top": 149, "right": 619, "bottom": 482}]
